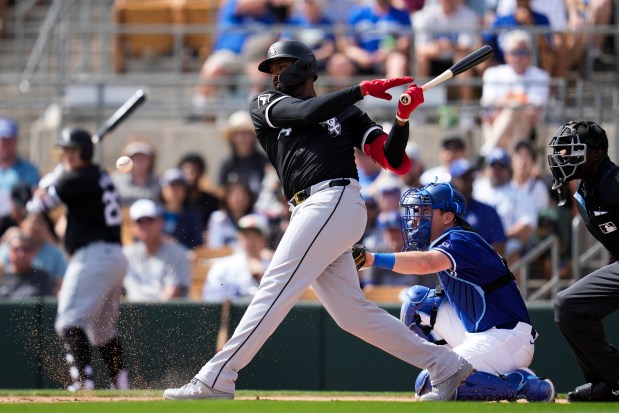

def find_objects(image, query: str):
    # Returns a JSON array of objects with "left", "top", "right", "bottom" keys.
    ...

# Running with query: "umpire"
[
  {"left": 28, "top": 128, "right": 129, "bottom": 391},
  {"left": 548, "top": 121, "right": 619, "bottom": 402}
]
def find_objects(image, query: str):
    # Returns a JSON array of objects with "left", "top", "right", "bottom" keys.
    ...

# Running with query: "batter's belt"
[{"left": 289, "top": 178, "right": 351, "bottom": 207}]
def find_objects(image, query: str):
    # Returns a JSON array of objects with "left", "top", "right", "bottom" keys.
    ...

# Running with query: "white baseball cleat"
[
  {"left": 163, "top": 378, "right": 234, "bottom": 400},
  {"left": 419, "top": 359, "right": 474, "bottom": 401}
]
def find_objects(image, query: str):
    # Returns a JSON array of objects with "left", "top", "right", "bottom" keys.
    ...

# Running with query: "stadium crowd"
[{"left": 0, "top": 0, "right": 615, "bottom": 302}]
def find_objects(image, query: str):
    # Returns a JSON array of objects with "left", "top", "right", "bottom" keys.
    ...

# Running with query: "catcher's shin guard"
[{"left": 415, "top": 368, "right": 555, "bottom": 402}]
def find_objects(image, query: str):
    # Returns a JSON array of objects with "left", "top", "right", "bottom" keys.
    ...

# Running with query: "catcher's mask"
[
  {"left": 547, "top": 121, "right": 607, "bottom": 206},
  {"left": 400, "top": 182, "right": 466, "bottom": 251}
]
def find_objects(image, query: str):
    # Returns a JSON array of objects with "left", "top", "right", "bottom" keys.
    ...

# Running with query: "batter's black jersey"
[
  {"left": 54, "top": 165, "right": 122, "bottom": 254},
  {"left": 249, "top": 86, "right": 385, "bottom": 200},
  {"left": 575, "top": 158, "right": 619, "bottom": 259}
]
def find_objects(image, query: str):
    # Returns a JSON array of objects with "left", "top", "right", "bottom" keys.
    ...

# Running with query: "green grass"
[{"left": 0, "top": 390, "right": 615, "bottom": 413}]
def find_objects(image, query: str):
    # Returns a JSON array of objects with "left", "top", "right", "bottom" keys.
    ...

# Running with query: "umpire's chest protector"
[{"left": 576, "top": 160, "right": 619, "bottom": 259}]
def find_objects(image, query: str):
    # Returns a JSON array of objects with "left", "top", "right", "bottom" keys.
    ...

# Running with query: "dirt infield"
[
  {"left": 0, "top": 394, "right": 567, "bottom": 404},
  {"left": 0, "top": 395, "right": 414, "bottom": 403}
]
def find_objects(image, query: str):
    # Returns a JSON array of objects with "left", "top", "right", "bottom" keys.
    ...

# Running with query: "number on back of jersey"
[{"left": 99, "top": 173, "right": 122, "bottom": 226}]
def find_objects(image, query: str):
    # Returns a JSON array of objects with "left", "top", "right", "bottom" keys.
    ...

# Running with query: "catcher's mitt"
[{"left": 352, "top": 243, "right": 367, "bottom": 270}]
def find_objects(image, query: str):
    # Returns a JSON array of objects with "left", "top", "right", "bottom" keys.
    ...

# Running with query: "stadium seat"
[
  {"left": 173, "top": 0, "right": 220, "bottom": 62},
  {"left": 189, "top": 245, "right": 233, "bottom": 301},
  {"left": 112, "top": 0, "right": 176, "bottom": 73}
]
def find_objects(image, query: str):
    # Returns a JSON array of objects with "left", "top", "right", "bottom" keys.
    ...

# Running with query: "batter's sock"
[
  {"left": 63, "top": 327, "right": 94, "bottom": 387},
  {"left": 97, "top": 336, "right": 126, "bottom": 387}
]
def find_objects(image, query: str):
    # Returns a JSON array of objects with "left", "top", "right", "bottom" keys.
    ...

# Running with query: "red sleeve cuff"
[{"left": 363, "top": 134, "right": 411, "bottom": 176}]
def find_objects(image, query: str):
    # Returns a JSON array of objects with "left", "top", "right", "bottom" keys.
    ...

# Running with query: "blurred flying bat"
[{"left": 92, "top": 89, "right": 147, "bottom": 143}]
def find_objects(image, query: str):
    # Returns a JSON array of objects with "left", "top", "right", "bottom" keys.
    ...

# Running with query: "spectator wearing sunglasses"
[
  {"left": 0, "top": 230, "right": 53, "bottom": 298},
  {"left": 480, "top": 30, "right": 550, "bottom": 156}
]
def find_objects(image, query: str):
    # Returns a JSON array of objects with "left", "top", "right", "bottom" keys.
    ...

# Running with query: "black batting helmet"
[
  {"left": 57, "top": 128, "right": 94, "bottom": 161},
  {"left": 258, "top": 40, "right": 317, "bottom": 86}
]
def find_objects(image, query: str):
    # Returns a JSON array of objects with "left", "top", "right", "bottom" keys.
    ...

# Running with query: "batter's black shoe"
[{"left": 567, "top": 382, "right": 619, "bottom": 402}]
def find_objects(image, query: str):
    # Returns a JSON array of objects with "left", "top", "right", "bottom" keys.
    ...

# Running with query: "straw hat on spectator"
[{"left": 224, "top": 111, "right": 255, "bottom": 141}]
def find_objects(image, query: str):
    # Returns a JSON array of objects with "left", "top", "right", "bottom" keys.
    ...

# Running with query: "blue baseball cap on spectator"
[
  {"left": 449, "top": 158, "right": 474, "bottom": 179},
  {"left": 486, "top": 148, "right": 510, "bottom": 167},
  {"left": 0, "top": 118, "right": 18, "bottom": 138}
]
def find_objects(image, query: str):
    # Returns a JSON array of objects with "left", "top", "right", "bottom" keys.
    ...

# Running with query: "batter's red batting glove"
[
  {"left": 360, "top": 77, "right": 414, "bottom": 100},
  {"left": 396, "top": 84, "right": 424, "bottom": 122}
]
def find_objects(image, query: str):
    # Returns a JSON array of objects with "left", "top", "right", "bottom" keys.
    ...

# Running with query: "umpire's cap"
[
  {"left": 57, "top": 128, "right": 94, "bottom": 161},
  {"left": 258, "top": 40, "right": 317, "bottom": 86}
]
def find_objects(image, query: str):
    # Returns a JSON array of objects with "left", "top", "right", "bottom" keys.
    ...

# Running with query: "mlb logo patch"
[{"left": 599, "top": 221, "right": 617, "bottom": 234}]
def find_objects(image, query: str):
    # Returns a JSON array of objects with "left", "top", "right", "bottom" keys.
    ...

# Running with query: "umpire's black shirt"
[{"left": 575, "top": 157, "right": 619, "bottom": 260}]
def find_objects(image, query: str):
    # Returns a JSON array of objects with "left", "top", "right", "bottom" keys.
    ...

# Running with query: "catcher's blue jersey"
[{"left": 430, "top": 227, "right": 530, "bottom": 333}]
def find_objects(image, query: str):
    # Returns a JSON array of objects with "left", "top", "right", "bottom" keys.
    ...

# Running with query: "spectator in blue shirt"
[
  {"left": 194, "top": 0, "right": 293, "bottom": 108},
  {"left": 328, "top": 0, "right": 412, "bottom": 83},
  {"left": 280, "top": 0, "right": 336, "bottom": 73},
  {"left": 0, "top": 117, "right": 39, "bottom": 218},
  {"left": 159, "top": 168, "right": 204, "bottom": 250},
  {"left": 449, "top": 158, "right": 507, "bottom": 256}
]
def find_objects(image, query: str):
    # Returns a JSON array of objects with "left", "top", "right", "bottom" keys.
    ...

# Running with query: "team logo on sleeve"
[
  {"left": 320, "top": 117, "right": 342, "bottom": 137},
  {"left": 258, "top": 94, "right": 271, "bottom": 107},
  {"left": 599, "top": 221, "right": 617, "bottom": 234}
]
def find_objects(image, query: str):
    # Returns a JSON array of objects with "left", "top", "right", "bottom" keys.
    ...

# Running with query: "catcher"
[{"left": 354, "top": 182, "right": 555, "bottom": 401}]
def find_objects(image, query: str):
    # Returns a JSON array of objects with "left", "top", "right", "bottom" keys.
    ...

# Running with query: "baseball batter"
[
  {"left": 28, "top": 128, "right": 129, "bottom": 391},
  {"left": 355, "top": 182, "right": 555, "bottom": 401},
  {"left": 164, "top": 40, "right": 472, "bottom": 402}
]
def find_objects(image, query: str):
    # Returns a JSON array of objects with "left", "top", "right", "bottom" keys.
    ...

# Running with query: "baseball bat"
[
  {"left": 215, "top": 299, "right": 231, "bottom": 352},
  {"left": 92, "top": 89, "right": 147, "bottom": 143},
  {"left": 399, "top": 45, "right": 493, "bottom": 105}
]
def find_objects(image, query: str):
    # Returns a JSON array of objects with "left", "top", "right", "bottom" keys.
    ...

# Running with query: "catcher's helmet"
[
  {"left": 258, "top": 40, "right": 317, "bottom": 86},
  {"left": 56, "top": 128, "right": 94, "bottom": 161},
  {"left": 400, "top": 182, "right": 466, "bottom": 251}
]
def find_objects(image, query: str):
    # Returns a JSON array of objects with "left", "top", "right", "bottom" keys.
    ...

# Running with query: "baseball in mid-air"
[{"left": 116, "top": 156, "right": 133, "bottom": 173}]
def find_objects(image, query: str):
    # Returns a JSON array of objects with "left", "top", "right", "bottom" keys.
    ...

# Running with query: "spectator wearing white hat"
[
  {"left": 111, "top": 138, "right": 160, "bottom": 206},
  {"left": 202, "top": 213, "right": 273, "bottom": 303},
  {"left": 0, "top": 117, "right": 40, "bottom": 218},
  {"left": 123, "top": 199, "right": 190, "bottom": 302}
]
